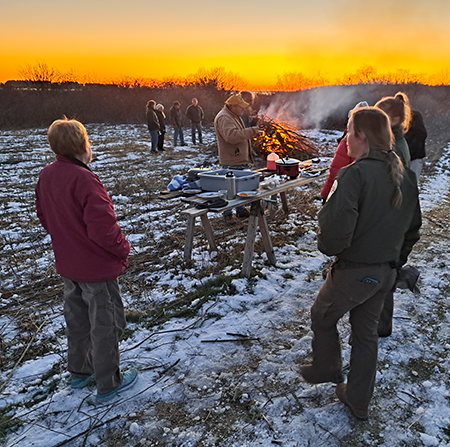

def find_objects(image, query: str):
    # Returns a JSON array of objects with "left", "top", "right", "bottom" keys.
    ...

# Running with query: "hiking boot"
[
  {"left": 96, "top": 368, "right": 138, "bottom": 402},
  {"left": 299, "top": 364, "right": 344, "bottom": 384},
  {"left": 335, "top": 383, "right": 369, "bottom": 421},
  {"left": 71, "top": 374, "right": 95, "bottom": 388},
  {"left": 236, "top": 208, "right": 250, "bottom": 218}
]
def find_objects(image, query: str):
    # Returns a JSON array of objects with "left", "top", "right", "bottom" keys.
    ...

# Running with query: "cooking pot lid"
[{"left": 275, "top": 158, "right": 300, "bottom": 165}]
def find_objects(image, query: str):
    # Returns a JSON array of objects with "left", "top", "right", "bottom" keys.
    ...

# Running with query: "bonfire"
[{"left": 253, "top": 115, "right": 319, "bottom": 160}]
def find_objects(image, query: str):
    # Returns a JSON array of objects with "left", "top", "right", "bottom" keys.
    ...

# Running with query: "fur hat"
[{"left": 225, "top": 95, "right": 249, "bottom": 108}]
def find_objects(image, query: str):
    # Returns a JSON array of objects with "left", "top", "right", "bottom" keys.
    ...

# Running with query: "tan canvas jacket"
[{"left": 214, "top": 106, "right": 258, "bottom": 166}]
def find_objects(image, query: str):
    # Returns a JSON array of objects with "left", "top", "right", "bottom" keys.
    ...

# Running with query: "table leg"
[
  {"left": 242, "top": 202, "right": 259, "bottom": 277},
  {"left": 269, "top": 194, "right": 277, "bottom": 219},
  {"left": 258, "top": 212, "right": 276, "bottom": 266},
  {"left": 280, "top": 191, "right": 289, "bottom": 213},
  {"left": 200, "top": 214, "right": 217, "bottom": 252},
  {"left": 184, "top": 215, "right": 196, "bottom": 261}
]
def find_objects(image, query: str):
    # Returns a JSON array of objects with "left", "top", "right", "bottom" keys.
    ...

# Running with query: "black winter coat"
[
  {"left": 155, "top": 110, "right": 166, "bottom": 132},
  {"left": 146, "top": 108, "right": 160, "bottom": 131},
  {"left": 405, "top": 110, "right": 427, "bottom": 160}
]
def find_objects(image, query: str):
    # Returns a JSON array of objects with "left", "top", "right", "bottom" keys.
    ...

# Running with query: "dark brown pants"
[
  {"left": 310, "top": 261, "right": 396, "bottom": 409},
  {"left": 63, "top": 278, "right": 126, "bottom": 395}
]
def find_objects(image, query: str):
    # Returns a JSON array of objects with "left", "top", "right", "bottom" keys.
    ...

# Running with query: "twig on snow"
[
  {"left": 261, "top": 413, "right": 275, "bottom": 431},
  {"left": 120, "top": 301, "right": 219, "bottom": 353},
  {"left": 0, "top": 320, "right": 46, "bottom": 395},
  {"left": 201, "top": 337, "right": 260, "bottom": 343},
  {"left": 53, "top": 415, "right": 121, "bottom": 447}
]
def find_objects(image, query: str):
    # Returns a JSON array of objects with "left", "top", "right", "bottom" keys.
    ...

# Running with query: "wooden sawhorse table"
[{"left": 181, "top": 173, "right": 327, "bottom": 277}]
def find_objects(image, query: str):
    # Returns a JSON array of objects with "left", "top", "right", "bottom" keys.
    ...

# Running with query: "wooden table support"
[
  {"left": 242, "top": 201, "right": 276, "bottom": 277},
  {"left": 184, "top": 213, "right": 218, "bottom": 261},
  {"left": 180, "top": 172, "right": 328, "bottom": 274}
]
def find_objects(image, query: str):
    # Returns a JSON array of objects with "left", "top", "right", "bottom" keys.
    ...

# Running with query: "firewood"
[{"left": 253, "top": 116, "right": 319, "bottom": 160}]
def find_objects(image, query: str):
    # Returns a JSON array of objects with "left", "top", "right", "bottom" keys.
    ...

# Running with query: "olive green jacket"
[
  {"left": 318, "top": 150, "right": 421, "bottom": 266},
  {"left": 392, "top": 125, "right": 411, "bottom": 168}
]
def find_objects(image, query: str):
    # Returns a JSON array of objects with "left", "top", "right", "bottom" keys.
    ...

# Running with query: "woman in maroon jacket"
[
  {"left": 35, "top": 118, "right": 137, "bottom": 402},
  {"left": 320, "top": 101, "right": 368, "bottom": 203}
]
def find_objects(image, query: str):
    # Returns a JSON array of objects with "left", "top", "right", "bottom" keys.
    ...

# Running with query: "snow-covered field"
[{"left": 1, "top": 124, "right": 450, "bottom": 447}]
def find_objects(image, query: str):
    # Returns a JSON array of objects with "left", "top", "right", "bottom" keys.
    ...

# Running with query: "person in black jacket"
[
  {"left": 146, "top": 100, "right": 160, "bottom": 153},
  {"left": 155, "top": 104, "right": 166, "bottom": 152},
  {"left": 169, "top": 101, "right": 186, "bottom": 146},
  {"left": 186, "top": 98, "right": 204, "bottom": 144},
  {"left": 405, "top": 110, "right": 427, "bottom": 179},
  {"left": 299, "top": 107, "right": 421, "bottom": 421}
]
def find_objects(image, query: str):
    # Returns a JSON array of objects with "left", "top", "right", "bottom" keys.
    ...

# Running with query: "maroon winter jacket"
[
  {"left": 35, "top": 155, "right": 130, "bottom": 282},
  {"left": 320, "top": 131, "right": 355, "bottom": 200}
]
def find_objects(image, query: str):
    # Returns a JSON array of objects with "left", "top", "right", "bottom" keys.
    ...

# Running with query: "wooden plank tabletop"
[{"left": 180, "top": 172, "right": 328, "bottom": 217}]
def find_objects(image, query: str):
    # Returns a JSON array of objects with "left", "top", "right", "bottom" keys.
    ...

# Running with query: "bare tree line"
[{"left": 11, "top": 61, "right": 450, "bottom": 93}]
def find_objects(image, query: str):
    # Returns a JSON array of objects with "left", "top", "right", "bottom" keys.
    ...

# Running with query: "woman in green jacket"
[
  {"left": 375, "top": 92, "right": 412, "bottom": 168},
  {"left": 300, "top": 107, "right": 421, "bottom": 421}
]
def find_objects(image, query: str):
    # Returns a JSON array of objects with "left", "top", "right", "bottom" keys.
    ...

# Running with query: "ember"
[{"left": 253, "top": 116, "right": 319, "bottom": 160}]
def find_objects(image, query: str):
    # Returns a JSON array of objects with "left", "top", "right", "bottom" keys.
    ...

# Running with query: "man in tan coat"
[
  {"left": 214, "top": 94, "right": 260, "bottom": 221},
  {"left": 214, "top": 94, "right": 260, "bottom": 166}
]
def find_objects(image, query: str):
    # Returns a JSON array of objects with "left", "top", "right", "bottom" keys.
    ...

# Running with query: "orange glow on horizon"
[{"left": 1, "top": 0, "right": 449, "bottom": 90}]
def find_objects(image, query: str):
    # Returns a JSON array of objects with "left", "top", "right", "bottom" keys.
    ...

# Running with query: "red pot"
[{"left": 275, "top": 158, "right": 300, "bottom": 178}]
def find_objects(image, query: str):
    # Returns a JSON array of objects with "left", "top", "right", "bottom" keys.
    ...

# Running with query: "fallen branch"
[
  {"left": 121, "top": 301, "right": 219, "bottom": 353},
  {"left": 261, "top": 413, "right": 275, "bottom": 431},
  {"left": 201, "top": 338, "right": 260, "bottom": 343},
  {"left": 53, "top": 415, "right": 121, "bottom": 447},
  {"left": 0, "top": 320, "right": 46, "bottom": 395}
]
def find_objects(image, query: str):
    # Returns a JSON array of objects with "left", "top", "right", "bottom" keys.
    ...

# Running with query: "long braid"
[{"left": 386, "top": 150, "right": 404, "bottom": 207}]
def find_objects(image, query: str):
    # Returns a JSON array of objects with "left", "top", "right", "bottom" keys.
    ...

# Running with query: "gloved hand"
[{"left": 396, "top": 265, "right": 420, "bottom": 293}]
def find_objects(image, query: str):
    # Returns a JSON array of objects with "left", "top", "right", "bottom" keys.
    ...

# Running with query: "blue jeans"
[
  {"left": 149, "top": 129, "right": 158, "bottom": 151},
  {"left": 174, "top": 127, "right": 185, "bottom": 145},
  {"left": 191, "top": 123, "right": 202, "bottom": 144}
]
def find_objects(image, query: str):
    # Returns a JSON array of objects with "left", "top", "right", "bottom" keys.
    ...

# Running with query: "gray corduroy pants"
[{"left": 63, "top": 278, "right": 126, "bottom": 395}]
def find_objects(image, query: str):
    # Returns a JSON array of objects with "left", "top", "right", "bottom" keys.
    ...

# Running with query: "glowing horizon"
[{"left": 1, "top": 0, "right": 449, "bottom": 90}]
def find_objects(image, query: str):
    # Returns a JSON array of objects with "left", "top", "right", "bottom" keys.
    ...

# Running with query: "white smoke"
[{"left": 260, "top": 86, "right": 370, "bottom": 129}]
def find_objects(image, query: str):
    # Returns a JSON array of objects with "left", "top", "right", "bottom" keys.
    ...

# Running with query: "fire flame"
[{"left": 253, "top": 115, "right": 319, "bottom": 160}]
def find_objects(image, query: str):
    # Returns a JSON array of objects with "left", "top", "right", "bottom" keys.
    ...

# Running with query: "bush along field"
[{"left": 1, "top": 123, "right": 450, "bottom": 447}]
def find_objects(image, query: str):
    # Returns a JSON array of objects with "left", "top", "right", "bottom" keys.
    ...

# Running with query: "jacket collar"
[{"left": 56, "top": 154, "right": 92, "bottom": 172}]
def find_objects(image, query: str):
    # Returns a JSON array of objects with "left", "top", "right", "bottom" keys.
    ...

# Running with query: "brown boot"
[
  {"left": 236, "top": 208, "right": 250, "bottom": 218},
  {"left": 299, "top": 364, "right": 344, "bottom": 384},
  {"left": 335, "top": 383, "right": 369, "bottom": 421}
]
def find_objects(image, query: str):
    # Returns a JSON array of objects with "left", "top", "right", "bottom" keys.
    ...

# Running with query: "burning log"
[{"left": 253, "top": 116, "right": 319, "bottom": 160}]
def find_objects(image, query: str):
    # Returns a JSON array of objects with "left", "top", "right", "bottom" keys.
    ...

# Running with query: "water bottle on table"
[{"left": 225, "top": 171, "right": 236, "bottom": 200}]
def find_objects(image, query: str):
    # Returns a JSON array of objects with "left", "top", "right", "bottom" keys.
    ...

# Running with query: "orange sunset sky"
[{"left": 1, "top": 0, "right": 449, "bottom": 89}]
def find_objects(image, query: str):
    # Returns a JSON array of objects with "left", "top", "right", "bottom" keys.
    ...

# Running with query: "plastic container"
[
  {"left": 198, "top": 169, "right": 260, "bottom": 192},
  {"left": 266, "top": 151, "right": 280, "bottom": 170},
  {"left": 225, "top": 171, "right": 236, "bottom": 200}
]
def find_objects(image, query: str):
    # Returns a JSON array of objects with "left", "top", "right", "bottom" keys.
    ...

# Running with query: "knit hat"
[
  {"left": 225, "top": 95, "right": 249, "bottom": 108},
  {"left": 348, "top": 101, "right": 369, "bottom": 117}
]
